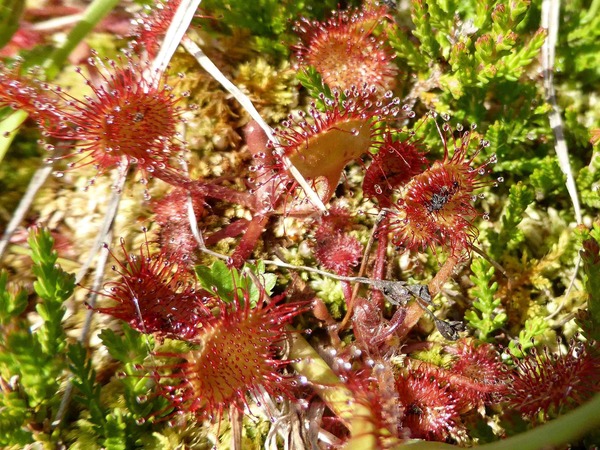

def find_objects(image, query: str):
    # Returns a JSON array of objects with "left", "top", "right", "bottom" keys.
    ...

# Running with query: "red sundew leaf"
[
  {"left": 260, "top": 87, "right": 403, "bottom": 210},
  {"left": 35, "top": 52, "right": 190, "bottom": 188},
  {"left": 130, "top": 0, "right": 181, "bottom": 59},
  {"left": 155, "top": 288, "right": 308, "bottom": 422},
  {"left": 341, "top": 362, "right": 405, "bottom": 447},
  {"left": 396, "top": 368, "right": 465, "bottom": 441},
  {"left": 444, "top": 339, "right": 508, "bottom": 410},
  {"left": 386, "top": 122, "right": 495, "bottom": 256},
  {"left": 363, "top": 132, "right": 428, "bottom": 207},
  {"left": 312, "top": 207, "right": 363, "bottom": 276},
  {"left": 293, "top": 3, "right": 397, "bottom": 94},
  {"left": 0, "top": 62, "right": 63, "bottom": 127},
  {"left": 505, "top": 340, "right": 600, "bottom": 420},
  {"left": 151, "top": 188, "right": 206, "bottom": 270},
  {"left": 93, "top": 237, "right": 213, "bottom": 340},
  {"left": 314, "top": 232, "right": 363, "bottom": 276}
]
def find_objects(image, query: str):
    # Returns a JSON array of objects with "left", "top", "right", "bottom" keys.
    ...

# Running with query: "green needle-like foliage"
[
  {"left": 200, "top": 0, "right": 343, "bottom": 56},
  {"left": 29, "top": 227, "right": 75, "bottom": 355},
  {"left": 296, "top": 66, "right": 336, "bottom": 108},
  {"left": 0, "top": 270, "right": 27, "bottom": 325},
  {"left": 465, "top": 257, "right": 506, "bottom": 341},
  {"left": 488, "top": 182, "right": 535, "bottom": 260},
  {"left": 98, "top": 325, "right": 159, "bottom": 419},
  {"left": 576, "top": 223, "right": 600, "bottom": 342},
  {"left": 67, "top": 343, "right": 105, "bottom": 431},
  {"left": 577, "top": 147, "right": 600, "bottom": 209},
  {"left": 507, "top": 316, "right": 550, "bottom": 358},
  {"left": 0, "top": 228, "right": 74, "bottom": 445}
]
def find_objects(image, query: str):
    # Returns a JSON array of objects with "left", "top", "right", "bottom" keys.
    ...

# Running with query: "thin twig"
[
  {"left": 540, "top": 0, "right": 583, "bottom": 327},
  {"left": 180, "top": 154, "right": 229, "bottom": 261},
  {"left": 541, "top": 0, "right": 582, "bottom": 225},
  {"left": 341, "top": 210, "right": 387, "bottom": 329},
  {"left": 471, "top": 244, "right": 509, "bottom": 279},
  {"left": 30, "top": 14, "right": 85, "bottom": 31},
  {"left": 52, "top": 228, "right": 113, "bottom": 429},
  {"left": 53, "top": 164, "right": 126, "bottom": 430},
  {"left": 0, "top": 163, "right": 54, "bottom": 261},
  {"left": 151, "top": 0, "right": 203, "bottom": 75},
  {"left": 180, "top": 36, "right": 327, "bottom": 213},
  {"left": 74, "top": 167, "right": 126, "bottom": 284},
  {"left": 257, "top": 257, "right": 433, "bottom": 306}
]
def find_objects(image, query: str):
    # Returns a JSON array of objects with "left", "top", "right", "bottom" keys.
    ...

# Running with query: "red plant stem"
[
  {"left": 341, "top": 212, "right": 386, "bottom": 330},
  {"left": 204, "top": 219, "right": 250, "bottom": 246},
  {"left": 185, "top": 180, "right": 257, "bottom": 210},
  {"left": 395, "top": 302, "right": 425, "bottom": 340},
  {"left": 230, "top": 213, "right": 270, "bottom": 267},
  {"left": 341, "top": 280, "right": 353, "bottom": 307},
  {"left": 429, "top": 255, "right": 459, "bottom": 297},
  {"left": 371, "top": 219, "right": 389, "bottom": 307}
]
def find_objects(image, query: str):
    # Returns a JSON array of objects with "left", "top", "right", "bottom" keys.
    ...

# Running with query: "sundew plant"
[{"left": 1, "top": 0, "right": 600, "bottom": 448}]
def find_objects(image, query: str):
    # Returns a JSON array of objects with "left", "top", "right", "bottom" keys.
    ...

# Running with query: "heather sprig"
[
  {"left": 29, "top": 227, "right": 75, "bottom": 354},
  {"left": 507, "top": 316, "right": 551, "bottom": 359},
  {"left": 0, "top": 228, "right": 74, "bottom": 446},
  {"left": 200, "top": 0, "right": 340, "bottom": 56},
  {"left": 465, "top": 257, "right": 506, "bottom": 341},
  {"left": 576, "top": 146, "right": 600, "bottom": 210},
  {"left": 487, "top": 181, "right": 534, "bottom": 260},
  {"left": 295, "top": 66, "right": 336, "bottom": 109},
  {"left": 66, "top": 342, "right": 105, "bottom": 431},
  {"left": 98, "top": 325, "right": 167, "bottom": 425},
  {"left": 0, "top": 270, "right": 27, "bottom": 326},
  {"left": 576, "top": 223, "right": 600, "bottom": 341}
]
